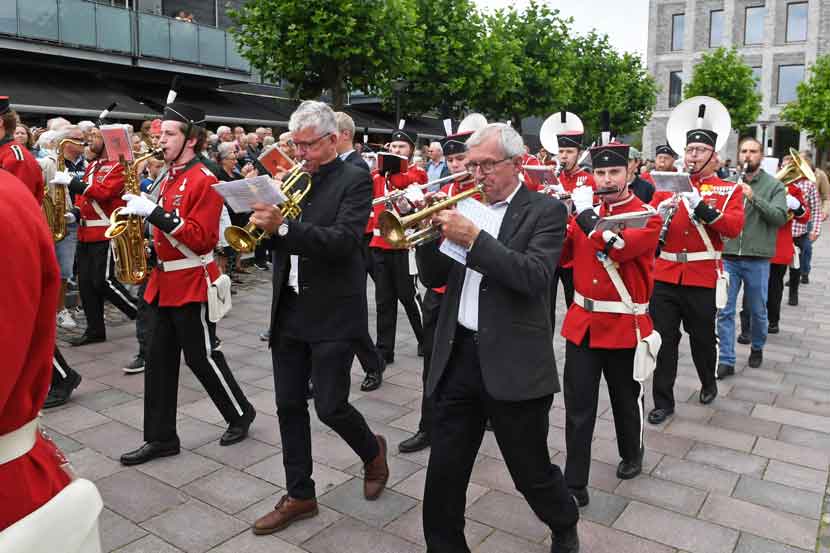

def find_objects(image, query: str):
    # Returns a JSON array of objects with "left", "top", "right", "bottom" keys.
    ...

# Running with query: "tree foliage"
[
  {"left": 781, "top": 54, "right": 830, "bottom": 148},
  {"left": 683, "top": 47, "right": 762, "bottom": 131}
]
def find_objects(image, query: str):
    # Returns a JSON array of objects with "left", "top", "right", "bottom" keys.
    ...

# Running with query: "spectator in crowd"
[
  {"left": 413, "top": 154, "right": 426, "bottom": 170},
  {"left": 263, "top": 136, "right": 275, "bottom": 148},
  {"left": 139, "top": 158, "right": 165, "bottom": 193},
  {"left": 14, "top": 124, "right": 33, "bottom": 149},
  {"left": 174, "top": 10, "right": 194, "bottom": 22},
  {"left": 817, "top": 161, "right": 830, "bottom": 222},
  {"left": 425, "top": 141, "right": 449, "bottom": 186},
  {"left": 627, "top": 147, "right": 654, "bottom": 203},
  {"left": 233, "top": 126, "right": 245, "bottom": 142},
  {"left": 78, "top": 120, "right": 96, "bottom": 143},
  {"left": 245, "top": 132, "right": 260, "bottom": 159},
  {"left": 215, "top": 142, "right": 247, "bottom": 283},
  {"left": 47, "top": 117, "right": 71, "bottom": 131},
  {"left": 796, "top": 151, "right": 824, "bottom": 284},
  {"left": 278, "top": 131, "right": 296, "bottom": 159},
  {"left": 354, "top": 142, "right": 364, "bottom": 154},
  {"left": 255, "top": 127, "right": 268, "bottom": 147},
  {"left": 217, "top": 125, "right": 234, "bottom": 143},
  {"left": 236, "top": 133, "right": 252, "bottom": 165}
]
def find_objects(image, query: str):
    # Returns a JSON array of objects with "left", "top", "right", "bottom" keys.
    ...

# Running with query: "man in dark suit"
[
  {"left": 248, "top": 101, "right": 388, "bottom": 535},
  {"left": 417, "top": 123, "right": 580, "bottom": 553}
]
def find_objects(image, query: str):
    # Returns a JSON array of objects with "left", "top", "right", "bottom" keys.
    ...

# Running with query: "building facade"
[{"left": 644, "top": 0, "right": 827, "bottom": 163}]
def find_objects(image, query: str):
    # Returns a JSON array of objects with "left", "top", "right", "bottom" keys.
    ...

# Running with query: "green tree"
[
  {"left": 229, "top": 0, "right": 423, "bottom": 110},
  {"left": 781, "top": 54, "right": 830, "bottom": 150},
  {"left": 683, "top": 47, "right": 762, "bottom": 131}
]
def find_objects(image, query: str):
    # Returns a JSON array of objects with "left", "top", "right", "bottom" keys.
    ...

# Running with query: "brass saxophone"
[
  {"left": 104, "top": 149, "right": 164, "bottom": 284},
  {"left": 46, "top": 138, "right": 85, "bottom": 241}
]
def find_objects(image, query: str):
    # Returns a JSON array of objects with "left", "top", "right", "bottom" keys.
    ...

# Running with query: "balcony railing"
[{"left": 0, "top": 0, "right": 250, "bottom": 74}]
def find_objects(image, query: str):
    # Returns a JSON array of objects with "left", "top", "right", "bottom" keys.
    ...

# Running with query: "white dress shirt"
[{"left": 457, "top": 182, "right": 522, "bottom": 330}]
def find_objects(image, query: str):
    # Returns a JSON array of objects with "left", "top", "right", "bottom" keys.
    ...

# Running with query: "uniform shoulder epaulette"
[
  {"left": 200, "top": 166, "right": 214, "bottom": 177},
  {"left": 8, "top": 144, "right": 25, "bottom": 161}
]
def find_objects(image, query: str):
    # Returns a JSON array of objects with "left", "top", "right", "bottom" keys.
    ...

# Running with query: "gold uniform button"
[{"left": 592, "top": 278, "right": 598, "bottom": 285}]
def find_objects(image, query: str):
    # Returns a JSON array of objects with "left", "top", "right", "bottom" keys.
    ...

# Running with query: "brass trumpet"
[
  {"left": 776, "top": 147, "right": 816, "bottom": 185},
  {"left": 372, "top": 171, "right": 470, "bottom": 206},
  {"left": 224, "top": 161, "right": 311, "bottom": 253}
]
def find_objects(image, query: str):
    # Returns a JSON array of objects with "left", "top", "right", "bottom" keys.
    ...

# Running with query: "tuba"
[
  {"left": 104, "top": 149, "right": 164, "bottom": 284},
  {"left": 224, "top": 161, "right": 312, "bottom": 253},
  {"left": 776, "top": 148, "right": 816, "bottom": 185}
]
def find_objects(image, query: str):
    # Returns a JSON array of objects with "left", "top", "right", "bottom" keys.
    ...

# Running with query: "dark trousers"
[
  {"left": 51, "top": 347, "right": 78, "bottom": 388},
  {"left": 650, "top": 281, "right": 718, "bottom": 411},
  {"left": 423, "top": 327, "right": 578, "bottom": 552},
  {"left": 273, "top": 335, "right": 380, "bottom": 500},
  {"left": 135, "top": 279, "right": 153, "bottom": 359},
  {"left": 741, "top": 263, "right": 788, "bottom": 331},
  {"left": 373, "top": 248, "right": 423, "bottom": 357},
  {"left": 418, "top": 289, "right": 442, "bottom": 434},
  {"left": 77, "top": 240, "right": 138, "bottom": 338},
  {"left": 788, "top": 233, "right": 810, "bottom": 298},
  {"left": 144, "top": 301, "right": 251, "bottom": 443},
  {"left": 551, "top": 266, "right": 574, "bottom": 329},
  {"left": 564, "top": 335, "right": 643, "bottom": 490},
  {"left": 354, "top": 234, "right": 383, "bottom": 374}
]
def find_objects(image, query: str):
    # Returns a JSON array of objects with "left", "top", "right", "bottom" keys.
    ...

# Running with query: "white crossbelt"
[
  {"left": 80, "top": 220, "right": 110, "bottom": 228},
  {"left": 0, "top": 419, "right": 38, "bottom": 465},
  {"left": 573, "top": 291, "right": 649, "bottom": 315},
  {"left": 659, "top": 250, "right": 721, "bottom": 263},
  {"left": 158, "top": 253, "right": 214, "bottom": 272}
]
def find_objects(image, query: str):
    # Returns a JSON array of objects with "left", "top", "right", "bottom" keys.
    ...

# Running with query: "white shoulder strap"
[
  {"left": 681, "top": 198, "right": 717, "bottom": 254},
  {"left": 598, "top": 254, "right": 642, "bottom": 341}
]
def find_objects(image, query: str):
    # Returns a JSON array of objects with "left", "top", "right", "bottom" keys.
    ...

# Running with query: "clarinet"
[{"left": 658, "top": 163, "right": 694, "bottom": 247}]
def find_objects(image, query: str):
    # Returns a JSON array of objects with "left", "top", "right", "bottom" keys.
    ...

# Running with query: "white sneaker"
[{"left": 57, "top": 309, "right": 78, "bottom": 329}]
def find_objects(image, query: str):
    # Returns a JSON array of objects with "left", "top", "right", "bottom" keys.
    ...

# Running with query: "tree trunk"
[
  {"left": 511, "top": 113, "right": 523, "bottom": 134},
  {"left": 331, "top": 66, "right": 346, "bottom": 110}
]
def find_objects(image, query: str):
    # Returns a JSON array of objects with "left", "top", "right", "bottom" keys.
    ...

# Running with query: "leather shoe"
[
  {"left": 69, "top": 333, "right": 105, "bottom": 347},
  {"left": 551, "top": 523, "right": 580, "bottom": 553},
  {"left": 801, "top": 273, "right": 809, "bottom": 284},
  {"left": 616, "top": 448, "right": 643, "bottom": 479},
  {"left": 737, "top": 332, "right": 751, "bottom": 345},
  {"left": 364, "top": 435, "right": 389, "bottom": 500},
  {"left": 716, "top": 363, "right": 735, "bottom": 380},
  {"left": 768, "top": 323, "right": 779, "bottom": 334},
  {"left": 398, "top": 431, "right": 430, "bottom": 453},
  {"left": 43, "top": 371, "right": 82, "bottom": 409},
  {"left": 569, "top": 486, "right": 589, "bottom": 507},
  {"left": 252, "top": 495, "right": 318, "bottom": 535},
  {"left": 647, "top": 407, "right": 673, "bottom": 425},
  {"left": 699, "top": 385, "right": 718, "bottom": 405},
  {"left": 748, "top": 348, "right": 763, "bottom": 368},
  {"left": 120, "top": 440, "right": 180, "bottom": 466},
  {"left": 220, "top": 410, "right": 256, "bottom": 446},
  {"left": 361, "top": 371, "right": 383, "bottom": 392}
]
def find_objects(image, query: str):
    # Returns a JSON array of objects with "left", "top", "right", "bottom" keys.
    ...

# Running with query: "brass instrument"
[
  {"left": 372, "top": 171, "right": 469, "bottom": 206},
  {"left": 45, "top": 138, "right": 86, "bottom": 241},
  {"left": 224, "top": 161, "right": 312, "bottom": 253},
  {"left": 776, "top": 148, "right": 816, "bottom": 185},
  {"left": 104, "top": 149, "right": 164, "bottom": 284},
  {"left": 377, "top": 184, "right": 484, "bottom": 248}
]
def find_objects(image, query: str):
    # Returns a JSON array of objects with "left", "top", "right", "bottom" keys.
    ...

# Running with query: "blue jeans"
[
  {"left": 55, "top": 222, "right": 78, "bottom": 281},
  {"left": 717, "top": 258, "right": 770, "bottom": 366},
  {"left": 800, "top": 222, "right": 814, "bottom": 275}
]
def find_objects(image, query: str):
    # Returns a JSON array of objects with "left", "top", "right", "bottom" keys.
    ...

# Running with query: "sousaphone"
[
  {"left": 539, "top": 111, "right": 584, "bottom": 157},
  {"left": 666, "top": 96, "right": 732, "bottom": 156}
]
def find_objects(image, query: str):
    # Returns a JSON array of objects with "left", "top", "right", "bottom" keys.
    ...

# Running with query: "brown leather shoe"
[
  {"left": 252, "top": 495, "right": 318, "bottom": 535},
  {"left": 364, "top": 434, "right": 389, "bottom": 500}
]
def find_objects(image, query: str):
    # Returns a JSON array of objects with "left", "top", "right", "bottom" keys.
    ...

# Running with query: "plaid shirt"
[{"left": 791, "top": 178, "right": 821, "bottom": 237}]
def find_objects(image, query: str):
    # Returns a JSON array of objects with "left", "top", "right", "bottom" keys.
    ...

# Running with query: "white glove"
[
  {"left": 680, "top": 188, "right": 702, "bottom": 209},
  {"left": 51, "top": 171, "right": 73, "bottom": 186},
  {"left": 403, "top": 185, "right": 426, "bottom": 206},
  {"left": 63, "top": 212, "right": 76, "bottom": 225},
  {"left": 550, "top": 183, "right": 566, "bottom": 196},
  {"left": 657, "top": 197, "right": 678, "bottom": 220},
  {"left": 602, "top": 230, "right": 625, "bottom": 250},
  {"left": 571, "top": 185, "right": 594, "bottom": 215},
  {"left": 120, "top": 193, "right": 158, "bottom": 217},
  {"left": 786, "top": 194, "right": 801, "bottom": 211}
]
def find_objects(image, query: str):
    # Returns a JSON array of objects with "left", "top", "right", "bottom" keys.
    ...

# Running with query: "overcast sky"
[{"left": 473, "top": 0, "right": 650, "bottom": 59}]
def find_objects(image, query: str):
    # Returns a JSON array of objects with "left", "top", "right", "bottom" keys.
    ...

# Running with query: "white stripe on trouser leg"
[
  {"left": 713, "top": 302, "right": 720, "bottom": 382},
  {"left": 636, "top": 379, "right": 644, "bottom": 449},
  {"left": 53, "top": 356, "right": 67, "bottom": 379},
  {"left": 412, "top": 277, "right": 423, "bottom": 320},
  {"left": 105, "top": 246, "right": 138, "bottom": 311},
  {"left": 199, "top": 304, "right": 244, "bottom": 417}
]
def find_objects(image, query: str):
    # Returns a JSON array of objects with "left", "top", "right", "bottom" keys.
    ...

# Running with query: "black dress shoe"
[
  {"left": 716, "top": 363, "right": 735, "bottom": 380},
  {"left": 43, "top": 372, "right": 82, "bottom": 409},
  {"left": 616, "top": 449, "right": 643, "bottom": 480},
  {"left": 69, "top": 333, "right": 105, "bottom": 347},
  {"left": 361, "top": 371, "right": 383, "bottom": 392},
  {"left": 767, "top": 323, "right": 779, "bottom": 334},
  {"left": 647, "top": 407, "right": 673, "bottom": 425},
  {"left": 398, "top": 431, "right": 430, "bottom": 453},
  {"left": 551, "top": 523, "right": 579, "bottom": 553},
  {"left": 737, "top": 332, "right": 751, "bottom": 345},
  {"left": 699, "top": 385, "right": 718, "bottom": 405},
  {"left": 748, "top": 348, "right": 763, "bottom": 368},
  {"left": 801, "top": 273, "right": 809, "bottom": 284},
  {"left": 568, "top": 487, "right": 589, "bottom": 507},
  {"left": 120, "top": 440, "right": 180, "bottom": 466},
  {"left": 789, "top": 293, "right": 799, "bottom": 306},
  {"left": 221, "top": 410, "right": 256, "bottom": 446}
]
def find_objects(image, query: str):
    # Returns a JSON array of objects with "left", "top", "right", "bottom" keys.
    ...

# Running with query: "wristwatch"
[{"left": 277, "top": 222, "right": 289, "bottom": 237}]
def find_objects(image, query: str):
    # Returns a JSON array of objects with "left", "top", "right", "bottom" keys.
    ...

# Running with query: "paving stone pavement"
[{"left": 46, "top": 248, "right": 830, "bottom": 553}]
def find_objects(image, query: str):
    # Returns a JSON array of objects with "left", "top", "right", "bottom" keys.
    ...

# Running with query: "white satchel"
[{"left": 165, "top": 233, "right": 232, "bottom": 322}]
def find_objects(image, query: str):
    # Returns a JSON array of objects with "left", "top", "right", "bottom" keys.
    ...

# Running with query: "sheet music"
[
  {"left": 439, "top": 198, "right": 501, "bottom": 265},
  {"left": 212, "top": 175, "right": 288, "bottom": 213}
]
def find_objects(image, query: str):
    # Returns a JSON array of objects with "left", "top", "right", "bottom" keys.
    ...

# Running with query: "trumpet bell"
[
  {"left": 776, "top": 147, "right": 816, "bottom": 184},
  {"left": 224, "top": 223, "right": 262, "bottom": 254},
  {"left": 104, "top": 207, "right": 128, "bottom": 240},
  {"left": 377, "top": 210, "right": 408, "bottom": 248}
]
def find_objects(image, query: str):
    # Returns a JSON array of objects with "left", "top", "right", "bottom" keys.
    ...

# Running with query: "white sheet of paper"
[
  {"left": 438, "top": 198, "right": 501, "bottom": 265},
  {"left": 212, "top": 176, "right": 288, "bottom": 213}
]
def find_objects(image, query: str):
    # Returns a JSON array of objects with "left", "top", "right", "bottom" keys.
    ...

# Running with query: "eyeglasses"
[
  {"left": 293, "top": 133, "right": 330, "bottom": 151},
  {"left": 684, "top": 146, "right": 713, "bottom": 155},
  {"left": 464, "top": 157, "right": 512, "bottom": 175}
]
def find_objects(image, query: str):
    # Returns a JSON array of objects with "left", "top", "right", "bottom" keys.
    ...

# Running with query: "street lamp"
[{"left": 391, "top": 79, "right": 408, "bottom": 127}]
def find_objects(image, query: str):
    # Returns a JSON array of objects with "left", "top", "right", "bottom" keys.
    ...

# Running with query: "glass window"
[
  {"left": 787, "top": 2, "right": 808, "bottom": 42},
  {"left": 672, "top": 14, "right": 684, "bottom": 51},
  {"left": 777, "top": 64, "right": 804, "bottom": 103},
  {"left": 709, "top": 10, "right": 724, "bottom": 47},
  {"left": 669, "top": 71, "right": 683, "bottom": 108},
  {"left": 745, "top": 6, "right": 766, "bottom": 45},
  {"left": 752, "top": 66, "right": 762, "bottom": 92}
]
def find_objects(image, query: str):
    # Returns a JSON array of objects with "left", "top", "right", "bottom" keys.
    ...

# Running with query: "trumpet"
[
  {"left": 224, "top": 161, "right": 311, "bottom": 253},
  {"left": 372, "top": 171, "right": 470, "bottom": 206},
  {"left": 377, "top": 183, "right": 484, "bottom": 248}
]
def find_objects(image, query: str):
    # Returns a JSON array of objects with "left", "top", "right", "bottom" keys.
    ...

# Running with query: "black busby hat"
[
  {"left": 589, "top": 142, "right": 630, "bottom": 169},
  {"left": 685, "top": 129, "right": 717, "bottom": 149},
  {"left": 440, "top": 131, "right": 472, "bottom": 157},
  {"left": 655, "top": 144, "right": 678, "bottom": 158},
  {"left": 390, "top": 119, "right": 417, "bottom": 147},
  {"left": 163, "top": 102, "right": 206, "bottom": 128},
  {"left": 0, "top": 96, "right": 10, "bottom": 115},
  {"left": 557, "top": 132, "right": 584, "bottom": 149}
]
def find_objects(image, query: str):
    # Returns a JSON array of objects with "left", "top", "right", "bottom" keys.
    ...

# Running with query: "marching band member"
[
  {"left": 417, "top": 123, "right": 579, "bottom": 553},
  {"left": 521, "top": 145, "right": 542, "bottom": 190},
  {"left": 640, "top": 144, "right": 678, "bottom": 184},
  {"left": 0, "top": 96, "right": 44, "bottom": 202},
  {"left": 118, "top": 103, "right": 255, "bottom": 466},
  {"left": 52, "top": 126, "right": 138, "bottom": 346},
  {"left": 648, "top": 99, "right": 744, "bottom": 424},
  {"left": 561, "top": 140, "right": 661, "bottom": 507}
]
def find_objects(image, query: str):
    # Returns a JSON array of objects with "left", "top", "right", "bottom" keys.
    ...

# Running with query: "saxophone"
[
  {"left": 104, "top": 149, "right": 164, "bottom": 284},
  {"left": 45, "top": 139, "right": 84, "bottom": 241}
]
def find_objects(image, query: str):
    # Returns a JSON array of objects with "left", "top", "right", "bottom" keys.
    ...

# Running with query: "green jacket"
[{"left": 723, "top": 169, "right": 788, "bottom": 258}]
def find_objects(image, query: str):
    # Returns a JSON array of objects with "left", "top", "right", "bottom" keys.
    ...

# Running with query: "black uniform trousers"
[
  {"left": 77, "top": 240, "right": 138, "bottom": 338},
  {"left": 354, "top": 234, "right": 383, "bottom": 374},
  {"left": 417, "top": 288, "right": 442, "bottom": 434},
  {"left": 551, "top": 266, "right": 574, "bottom": 329},
  {"left": 424, "top": 327, "right": 578, "bottom": 553},
  {"left": 144, "top": 300, "right": 252, "bottom": 443},
  {"left": 372, "top": 248, "right": 424, "bottom": 358},
  {"left": 273, "top": 333, "right": 380, "bottom": 500},
  {"left": 135, "top": 250, "right": 157, "bottom": 359},
  {"left": 650, "top": 281, "right": 718, "bottom": 411},
  {"left": 51, "top": 347, "right": 79, "bottom": 387},
  {"left": 564, "top": 334, "right": 643, "bottom": 490},
  {"left": 741, "top": 263, "right": 788, "bottom": 332}
]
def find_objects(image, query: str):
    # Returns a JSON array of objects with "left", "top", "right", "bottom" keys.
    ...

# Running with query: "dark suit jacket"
[
  {"left": 416, "top": 184, "right": 567, "bottom": 401},
  {"left": 343, "top": 150, "right": 370, "bottom": 172},
  {"left": 268, "top": 157, "right": 372, "bottom": 344}
]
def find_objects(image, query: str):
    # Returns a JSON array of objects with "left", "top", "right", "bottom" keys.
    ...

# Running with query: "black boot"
[
  {"left": 398, "top": 431, "right": 430, "bottom": 453},
  {"left": 43, "top": 371, "right": 82, "bottom": 409},
  {"left": 551, "top": 523, "right": 580, "bottom": 553},
  {"left": 569, "top": 487, "right": 590, "bottom": 507},
  {"left": 221, "top": 409, "right": 256, "bottom": 446},
  {"left": 616, "top": 448, "right": 644, "bottom": 479}
]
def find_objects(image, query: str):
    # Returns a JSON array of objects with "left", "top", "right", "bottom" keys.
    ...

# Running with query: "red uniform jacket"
[
  {"left": 650, "top": 173, "right": 744, "bottom": 288},
  {"left": 556, "top": 167, "right": 597, "bottom": 269},
  {"left": 0, "top": 136, "right": 44, "bottom": 204},
  {"left": 560, "top": 193, "right": 661, "bottom": 349},
  {"left": 771, "top": 183, "right": 810, "bottom": 265},
  {"left": 368, "top": 165, "right": 428, "bottom": 250},
  {"left": 521, "top": 153, "right": 542, "bottom": 190},
  {"left": 0, "top": 169, "right": 70, "bottom": 530},
  {"left": 143, "top": 160, "right": 221, "bottom": 307},
  {"left": 75, "top": 159, "right": 126, "bottom": 243},
  {"left": 640, "top": 171, "right": 656, "bottom": 185}
]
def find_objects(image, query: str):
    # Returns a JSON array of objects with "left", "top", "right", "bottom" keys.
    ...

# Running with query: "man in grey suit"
[{"left": 416, "top": 123, "right": 580, "bottom": 553}]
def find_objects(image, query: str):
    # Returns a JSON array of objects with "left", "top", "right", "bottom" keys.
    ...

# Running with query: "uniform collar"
[
  {"left": 168, "top": 156, "right": 200, "bottom": 178},
  {"left": 605, "top": 191, "right": 636, "bottom": 212},
  {"left": 0, "top": 135, "right": 12, "bottom": 148}
]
